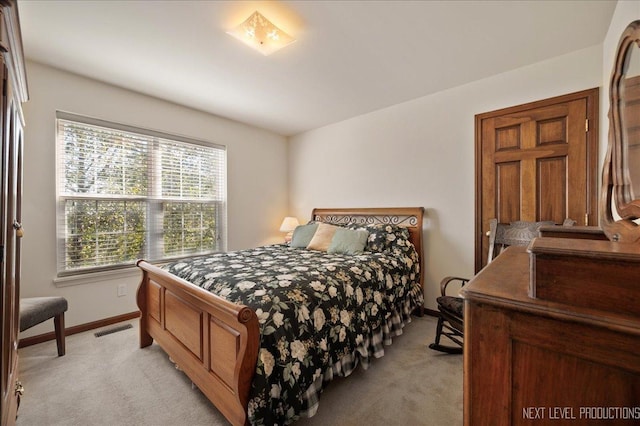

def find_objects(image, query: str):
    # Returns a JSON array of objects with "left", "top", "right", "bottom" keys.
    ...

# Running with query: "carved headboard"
[{"left": 311, "top": 207, "right": 425, "bottom": 307}]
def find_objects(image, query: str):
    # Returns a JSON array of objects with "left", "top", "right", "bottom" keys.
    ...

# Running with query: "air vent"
[{"left": 94, "top": 323, "right": 133, "bottom": 337}]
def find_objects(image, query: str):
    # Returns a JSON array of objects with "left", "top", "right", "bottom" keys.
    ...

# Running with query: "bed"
[{"left": 136, "top": 207, "right": 425, "bottom": 425}]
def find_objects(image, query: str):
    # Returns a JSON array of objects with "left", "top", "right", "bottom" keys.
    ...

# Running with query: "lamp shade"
[{"left": 279, "top": 216, "right": 300, "bottom": 232}]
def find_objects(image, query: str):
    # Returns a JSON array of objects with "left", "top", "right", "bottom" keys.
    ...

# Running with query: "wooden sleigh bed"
[{"left": 136, "top": 207, "right": 424, "bottom": 425}]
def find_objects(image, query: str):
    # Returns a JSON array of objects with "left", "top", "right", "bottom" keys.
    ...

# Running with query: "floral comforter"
[{"left": 164, "top": 234, "right": 422, "bottom": 425}]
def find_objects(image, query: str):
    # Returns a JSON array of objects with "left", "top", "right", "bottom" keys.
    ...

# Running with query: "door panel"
[
  {"left": 496, "top": 162, "right": 521, "bottom": 220},
  {"left": 475, "top": 89, "right": 599, "bottom": 271},
  {"left": 537, "top": 156, "right": 566, "bottom": 223}
]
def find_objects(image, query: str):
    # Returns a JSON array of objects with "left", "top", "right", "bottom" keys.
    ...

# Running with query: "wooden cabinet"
[
  {"left": 0, "top": 1, "right": 28, "bottom": 424},
  {"left": 462, "top": 246, "right": 640, "bottom": 426}
]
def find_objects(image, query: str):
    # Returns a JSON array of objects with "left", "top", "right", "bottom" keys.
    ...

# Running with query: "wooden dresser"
[
  {"left": 0, "top": 1, "right": 28, "bottom": 424},
  {"left": 461, "top": 243, "right": 640, "bottom": 425}
]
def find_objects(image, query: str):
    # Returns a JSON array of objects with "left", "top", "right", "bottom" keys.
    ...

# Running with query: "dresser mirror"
[{"left": 601, "top": 20, "right": 640, "bottom": 242}]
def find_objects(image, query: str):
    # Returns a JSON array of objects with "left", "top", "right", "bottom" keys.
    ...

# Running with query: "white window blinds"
[{"left": 56, "top": 112, "right": 226, "bottom": 275}]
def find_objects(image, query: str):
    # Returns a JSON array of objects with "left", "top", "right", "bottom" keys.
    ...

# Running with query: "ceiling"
[{"left": 18, "top": 0, "right": 616, "bottom": 136}]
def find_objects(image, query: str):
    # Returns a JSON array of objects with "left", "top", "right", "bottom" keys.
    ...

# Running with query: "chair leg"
[
  {"left": 432, "top": 316, "right": 444, "bottom": 346},
  {"left": 428, "top": 315, "right": 463, "bottom": 354},
  {"left": 54, "top": 313, "right": 65, "bottom": 356}
]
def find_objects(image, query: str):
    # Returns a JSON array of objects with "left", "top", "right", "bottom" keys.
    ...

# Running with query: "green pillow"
[
  {"left": 328, "top": 228, "right": 369, "bottom": 255},
  {"left": 290, "top": 223, "right": 319, "bottom": 248}
]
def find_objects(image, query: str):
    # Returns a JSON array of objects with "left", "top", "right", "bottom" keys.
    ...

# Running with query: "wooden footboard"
[{"left": 136, "top": 260, "right": 259, "bottom": 426}]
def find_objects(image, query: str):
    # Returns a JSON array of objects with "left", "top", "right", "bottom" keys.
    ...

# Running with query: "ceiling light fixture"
[{"left": 227, "top": 11, "right": 296, "bottom": 56}]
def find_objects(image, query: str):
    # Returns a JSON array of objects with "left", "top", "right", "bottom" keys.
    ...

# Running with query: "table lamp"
[{"left": 279, "top": 216, "right": 300, "bottom": 243}]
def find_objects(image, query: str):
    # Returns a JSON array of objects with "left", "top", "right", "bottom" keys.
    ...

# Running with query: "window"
[{"left": 56, "top": 112, "right": 226, "bottom": 275}]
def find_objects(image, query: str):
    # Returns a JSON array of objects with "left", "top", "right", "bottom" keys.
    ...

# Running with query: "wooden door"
[
  {"left": 1, "top": 64, "right": 23, "bottom": 426},
  {"left": 0, "top": 3, "right": 27, "bottom": 423},
  {"left": 475, "top": 89, "right": 599, "bottom": 271},
  {"left": 0, "top": 64, "right": 17, "bottom": 426}
]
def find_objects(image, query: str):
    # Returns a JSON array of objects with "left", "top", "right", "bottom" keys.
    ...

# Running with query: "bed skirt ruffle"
[{"left": 297, "top": 286, "right": 424, "bottom": 420}]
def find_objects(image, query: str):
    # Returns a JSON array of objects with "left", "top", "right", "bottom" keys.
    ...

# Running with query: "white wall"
[
  {"left": 289, "top": 45, "right": 603, "bottom": 311},
  {"left": 20, "top": 61, "right": 288, "bottom": 337}
]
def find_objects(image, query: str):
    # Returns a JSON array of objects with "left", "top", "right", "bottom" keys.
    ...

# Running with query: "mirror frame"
[{"left": 601, "top": 20, "right": 640, "bottom": 243}]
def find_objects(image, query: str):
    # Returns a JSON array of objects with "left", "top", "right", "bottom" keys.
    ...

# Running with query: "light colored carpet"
[{"left": 16, "top": 315, "right": 462, "bottom": 426}]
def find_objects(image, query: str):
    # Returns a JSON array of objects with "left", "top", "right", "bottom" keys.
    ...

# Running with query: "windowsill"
[{"left": 53, "top": 266, "right": 143, "bottom": 288}]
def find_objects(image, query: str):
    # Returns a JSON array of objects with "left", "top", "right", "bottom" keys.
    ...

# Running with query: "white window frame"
[{"left": 55, "top": 111, "right": 227, "bottom": 277}]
